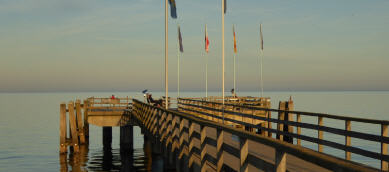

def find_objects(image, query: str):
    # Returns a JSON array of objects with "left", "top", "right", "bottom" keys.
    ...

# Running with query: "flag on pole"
[
  {"left": 260, "top": 24, "right": 264, "bottom": 51},
  {"left": 224, "top": 0, "right": 227, "bottom": 14},
  {"left": 169, "top": 0, "right": 177, "bottom": 19},
  {"left": 233, "top": 25, "right": 237, "bottom": 53},
  {"left": 205, "top": 24, "right": 209, "bottom": 53},
  {"left": 178, "top": 25, "right": 183, "bottom": 52}
]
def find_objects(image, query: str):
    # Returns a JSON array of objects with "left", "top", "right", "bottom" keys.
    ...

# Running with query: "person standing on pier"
[{"left": 231, "top": 88, "right": 237, "bottom": 98}]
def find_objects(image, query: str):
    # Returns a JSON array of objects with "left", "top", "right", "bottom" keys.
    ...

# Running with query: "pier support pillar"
[
  {"left": 120, "top": 125, "right": 134, "bottom": 152},
  {"left": 103, "top": 127, "right": 112, "bottom": 151},
  {"left": 120, "top": 125, "right": 134, "bottom": 171}
]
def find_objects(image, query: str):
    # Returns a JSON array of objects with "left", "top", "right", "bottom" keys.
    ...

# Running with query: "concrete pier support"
[
  {"left": 145, "top": 134, "right": 165, "bottom": 172},
  {"left": 103, "top": 127, "right": 112, "bottom": 151},
  {"left": 119, "top": 125, "right": 134, "bottom": 171},
  {"left": 120, "top": 125, "right": 134, "bottom": 152}
]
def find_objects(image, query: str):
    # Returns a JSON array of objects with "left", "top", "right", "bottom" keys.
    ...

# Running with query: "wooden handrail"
[
  {"left": 132, "top": 99, "right": 379, "bottom": 172},
  {"left": 177, "top": 98, "right": 389, "bottom": 170},
  {"left": 179, "top": 101, "right": 389, "bottom": 144},
  {"left": 179, "top": 98, "right": 389, "bottom": 125}
]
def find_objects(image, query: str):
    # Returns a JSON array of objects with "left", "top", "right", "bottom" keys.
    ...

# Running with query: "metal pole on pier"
[
  {"left": 205, "top": 24, "right": 209, "bottom": 98},
  {"left": 206, "top": 54, "right": 208, "bottom": 98},
  {"left": 233, "top": 24, "right": 236, "bottom": 92},
  {"left": 259, "top": 24, "right": 264, "bottom": 98},
  {"left": 177, "top": 24, "right": 180, "bottom": 98},
  {"left": 222, "top": 0, "right": 225, "bottom": 124},
  {"left": 165, "top": 0, "right": 169, "bottom": 109}
]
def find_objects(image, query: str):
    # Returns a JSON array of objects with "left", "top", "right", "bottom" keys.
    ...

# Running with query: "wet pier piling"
[{"left": 120, "top": 125, "right": 134, "bottom": 152}]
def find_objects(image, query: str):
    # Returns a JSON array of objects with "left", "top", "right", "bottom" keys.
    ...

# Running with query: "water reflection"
[
  {"left": 59, "top": 144, "right": 165, "bottom": 172},
  {"left": 59, "top": 145, "right": 89, "bottom": 172}
]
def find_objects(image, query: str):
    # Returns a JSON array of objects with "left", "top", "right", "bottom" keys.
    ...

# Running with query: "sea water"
[{"left": 0, "top": 91, "right": 388, "bottom": 171}]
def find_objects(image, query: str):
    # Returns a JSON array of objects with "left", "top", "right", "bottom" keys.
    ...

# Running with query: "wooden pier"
[{"left": 59, "top": 96, "right": 388, "bottom": 171}]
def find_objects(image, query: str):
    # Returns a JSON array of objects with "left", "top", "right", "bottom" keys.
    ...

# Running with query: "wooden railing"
[
  {"left": 86, "top": 97, "right": 132, "bottom": 111},
  {"left": 178, "top": 97, "right": 272, "bottom": 130},
  {"left": 177, "top": 98, "right": 389, "bottom": 171},
  {"left": 87, "top": 97, "right": 131, "bottom": 105},
  {"left": 132, "top": 99, "right": 379, "bottom": 172},
  {"left": 184, "top": 96, "right": 271, "bottom": 107}
]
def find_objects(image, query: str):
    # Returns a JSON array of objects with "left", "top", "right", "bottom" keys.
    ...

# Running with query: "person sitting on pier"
[{"left": 146, "top": 93, "right": 163, "bottom": 107}]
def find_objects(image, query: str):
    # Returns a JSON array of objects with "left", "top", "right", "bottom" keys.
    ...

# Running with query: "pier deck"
[{"left": 59, "top": 96, "right": 388, "bottom": 172}]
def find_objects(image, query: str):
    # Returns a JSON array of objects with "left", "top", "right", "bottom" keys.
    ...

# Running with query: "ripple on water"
[{"left": 60, "top": 148, "right": 152, "bottom": 172}]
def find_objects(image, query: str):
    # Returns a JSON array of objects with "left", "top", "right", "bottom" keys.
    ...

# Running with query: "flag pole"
[
  {"left": 205, "top": 24, "right": 208, "bottom": 98},
  {"left": 165, "top": 0, "right": 169, "bottom": 109},
  {"left": 177, "top": 24, "right": 180, "bottom": 98},
  {"left": 233, "top": 24, "right": 236, "bottom": 92},
  {"left": 260, "top": 24, "right": 264, "bottom": 98},
  {"left": 222, "top": 0, "right": 225, "bottom": 124},
  {"left": 260, "top": 50, "right": 263, "bottom": 97},
  {"left": 206, "top": 53, "right": 208, "bottom": 98},
  {"left": 234, "top": 53, "right": 236, "bottom": 92}
]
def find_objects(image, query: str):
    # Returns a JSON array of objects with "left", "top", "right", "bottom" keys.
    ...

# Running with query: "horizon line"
[{"left": 1, "top": 89, "right": 389, "bottom": 94}]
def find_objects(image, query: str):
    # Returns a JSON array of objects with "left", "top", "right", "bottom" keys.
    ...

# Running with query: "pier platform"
[{"left": 59, "top": 96, "right": 388, "bottom": 172}]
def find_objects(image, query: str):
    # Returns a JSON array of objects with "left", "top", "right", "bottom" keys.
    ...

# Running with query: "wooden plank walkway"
[
  {"left": 177, "top": 98, "right": 389, "bottom": 171},
  {"left": 132, "top": 99, "right": 381, "bottom": 172}
]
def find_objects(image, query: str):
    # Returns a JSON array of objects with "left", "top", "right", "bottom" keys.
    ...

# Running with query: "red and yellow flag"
[{"left": 205, "top": 24, "right": 209, "bottom": 53}]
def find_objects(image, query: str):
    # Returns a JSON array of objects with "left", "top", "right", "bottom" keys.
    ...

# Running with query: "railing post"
[
  {"left": 200, "top": 125, "right": 207, "bottom": 172},
  {"left": 177, "top": 98, "right": 180, "bottom": 111},
  {"left": 277, "top": 101, "right": 286, "bottom": 141},
  {"left": 239, "top": 137, "right": 248, "bottom": 172},
  {"left": 345, "top": 120, "right": 351, "bottom": 160},
  {"left": 68, "top": 101, "right": 79, "bottom": 153},
  {"left": 267, "top": 110, "right": 272, "bottom": 138},
  {"left": 382, "top": 124, "right": 388, "bottom": 171},
  {"left": 285, "top": 99, "right": 294, "bottom": 143},
  {"left": 83, "top": 100, "right": 89, "bottom": 141},
  {"left": 75, "top": 100, "right": 85, "bottom": 144},
  {"left": 60, "top": 103, "right": 67, "bottom": 154},
  {"left": 296, "top": 114, "right": 301, "bottom": 146},
  {"left": 275, "top": 149, "right": 286, "bottom": 172},
  {"left": 318, "top": 116, "right": 323, "bottom": 152},
  {"left": 217, "top": 129, "right": 224, "bottom": 172},
  {"left": 263, "top": 110, "right": 269, "bottom": 137}
]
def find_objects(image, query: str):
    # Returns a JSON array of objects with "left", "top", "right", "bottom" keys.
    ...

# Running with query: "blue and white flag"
[{"left": 169, "top": 0, "right": 177, "bottom": 19}]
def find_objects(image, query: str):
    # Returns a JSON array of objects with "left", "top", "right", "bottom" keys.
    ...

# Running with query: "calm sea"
[{"left": 0, "top": 91, "right": 388, "bottom": 171}]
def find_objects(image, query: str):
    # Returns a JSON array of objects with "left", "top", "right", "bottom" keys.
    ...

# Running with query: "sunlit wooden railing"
[
  {"left": 177, "top": 98, "right": 389, "bottom": 171},
  {"left": 132, "top": 99, "right": 379, "bottom": 172}
]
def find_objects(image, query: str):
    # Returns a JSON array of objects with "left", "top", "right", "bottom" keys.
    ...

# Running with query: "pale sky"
[{"left": 1, "top": 0, "right": 388, "bottom": 92}]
